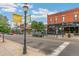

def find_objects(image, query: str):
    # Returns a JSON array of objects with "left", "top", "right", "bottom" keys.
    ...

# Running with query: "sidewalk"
[
  {"left": 0, "top": 38, "right": 45, "bottom": 56},
  {"left": 44, "top": 34, "right": 79, "bottom": 41}
]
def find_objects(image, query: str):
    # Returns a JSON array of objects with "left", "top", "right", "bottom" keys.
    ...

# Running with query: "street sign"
[
  {"left": 26, "top": 14, "right": 31, "bottom": 23},
  {"left": 13, "top": 13, "right": 22, "bottom": 25}
]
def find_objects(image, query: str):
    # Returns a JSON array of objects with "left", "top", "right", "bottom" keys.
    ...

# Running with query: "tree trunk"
[{"left": 2, "top": 33, "right": 4, "bottom": 42}]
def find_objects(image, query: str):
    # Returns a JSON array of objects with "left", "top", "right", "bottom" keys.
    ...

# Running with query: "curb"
[{"left": 0, "top": 38, "right": 45, "bottom": 56}]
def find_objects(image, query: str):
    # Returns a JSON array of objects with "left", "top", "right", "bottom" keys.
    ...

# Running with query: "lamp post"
[
  {"left": 74, "top": 14, "right": 78, "bottom": 34},
  {"left": 55, "top": 17, "right": 58, "bottom": 37},
  {"left": 62, "top": 15, "right": 65, "bottom": 37},
  {"left": 23, "top": 3, "right": 28, "bottom": 54}
]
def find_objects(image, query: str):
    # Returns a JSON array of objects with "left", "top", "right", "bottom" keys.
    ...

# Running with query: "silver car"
[{"left": 32, "top": 31, "right": 44, "bottom": 37}]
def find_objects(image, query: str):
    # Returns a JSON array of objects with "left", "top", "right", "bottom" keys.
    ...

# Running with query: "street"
[
  {"left": 59, "top": 42, "right": 79, "bottom": 56},
  {"left": 1, "top": 34, "right": 79, "bottom": 55},
  {"left": 4, "top": 34, "right": 63, "bottom": 55}
]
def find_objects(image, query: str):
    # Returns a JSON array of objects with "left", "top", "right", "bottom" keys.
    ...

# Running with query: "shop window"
[
  {"left": 74, "top": 14, "right": 78, "bottom": 21},
  {"left": 55, "top": 16, "right": 58, "bottom": 24},
  {"left": 62, "top": 15, "right": 65, "bottom": 22},
  {"left": 50, "top": 17, "right": 53, "bottom": 24}
]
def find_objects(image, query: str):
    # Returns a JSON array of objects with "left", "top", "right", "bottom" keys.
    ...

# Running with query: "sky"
[{"left": 0, "top": 3, "right": 79, "bottom": 27}]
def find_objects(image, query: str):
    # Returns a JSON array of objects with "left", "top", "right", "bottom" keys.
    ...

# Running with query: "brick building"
[{"left": 47, "top": 8, "right": 79, "bottom": 34}]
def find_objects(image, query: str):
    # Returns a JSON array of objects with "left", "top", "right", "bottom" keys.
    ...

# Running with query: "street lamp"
[
  {"left": 23, "top": 3, "right": 28, "bottom": 54},
  {"left": 62, "top": 15, "right": 65, "bottom": 37},
  {"left": 55, "top": 16, "right": 58, "bottom": 37},
  {"left": 73, "top": 12, "right": 78, "bottom": 34},
  {"left": 74, "top": 14, "right": 78, "bottom": 34}
]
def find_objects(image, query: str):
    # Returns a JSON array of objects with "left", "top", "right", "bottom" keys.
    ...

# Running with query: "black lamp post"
[
  {"left": 62, "top": 15, "right": 64, "bottom": 37},
  {"left": 55, "top": 17, "right": 58, "bottom": 37},
  {"left": 23, "top": 3, "right": 28, "bottom": 54},
  {"left": 62, "top": 22, "right": 64, "bottom": 37},
  {"left": 74, "top": 14, "right": 78, "bottom": 34}
]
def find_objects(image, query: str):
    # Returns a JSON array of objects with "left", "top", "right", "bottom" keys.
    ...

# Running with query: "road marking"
[{"left": 50, "top": 42, "right": 70, "bottom": 56}]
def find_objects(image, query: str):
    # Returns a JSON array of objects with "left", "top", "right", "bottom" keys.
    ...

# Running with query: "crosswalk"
[{"left": 50, "top": 42, "right": 70, "bottom": 56}]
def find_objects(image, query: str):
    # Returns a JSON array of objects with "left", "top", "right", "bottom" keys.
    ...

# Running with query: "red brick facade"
[{"left": 47, "top": 8, "right": 79, "bottom": 25}]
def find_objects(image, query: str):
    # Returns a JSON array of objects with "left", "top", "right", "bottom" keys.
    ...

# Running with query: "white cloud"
[
  {"left": 31, "top": 8, "right": 48, "bottom": 20},
  {"left": 25, "top": 4, "right": 33, "bottom": 9},
  {"left": 0, "top": 3, "right": 33, "bottom": 12},
  {"left": 32, "top": 8, "right": 58, "bottom": 15},
  {"left": 29, "top": 4, "right": 33, "bottom": 9},
  {"left": 48, "top": 11, "right": 58, "bottom": 15},
  {"left": 31, "top": 15, "right": 38, "bottom": 21},
  {"left": 1, "top": 7, "right": 16, "bottom": 12},
  {"left": 16, "top": 3, "right": 33, "bottom": 9},
  {"left": 31, "top": 14, "right": 46, "bottom": 18},
  {"left": 31, "top": 8, "right": 58, "bottom": 21},
  {"left": 32, "top": 8, "right": 48, "bottom": 15},
  {"left": 0, "top": 3, "right": 17, "bottom": 8},
  {"left": 0, "top": 3, "right": 17, "bottom": 12}
]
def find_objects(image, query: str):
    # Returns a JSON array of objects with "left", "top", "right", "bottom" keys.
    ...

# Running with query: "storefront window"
[
  {"left": 50, "top": 17, "right": 52, "bottom": 24},
  {"left": 74, "top": 14, "right": 78, "bottom": 21},
  {"left": 62, "top": 15, "right": 65, "bottom": 22},
  {"left": 55, "top": 16, "right": 58, "bottom": 24}
]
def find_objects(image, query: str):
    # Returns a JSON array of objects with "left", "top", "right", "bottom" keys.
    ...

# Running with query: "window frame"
[{"left": 62, "top": 15, "right": 65, "bottom": 23}]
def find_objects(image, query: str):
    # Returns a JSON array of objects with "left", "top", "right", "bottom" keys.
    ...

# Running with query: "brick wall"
[{"left": 47, "top": 8, "right": 79, "bottom": 25}]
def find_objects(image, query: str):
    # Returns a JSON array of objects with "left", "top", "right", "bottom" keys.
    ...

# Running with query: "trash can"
[{"left": 68, "top": 33, "right": 71, "bottom": 38}]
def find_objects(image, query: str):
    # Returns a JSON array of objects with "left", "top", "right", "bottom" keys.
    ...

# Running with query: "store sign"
[{"left": 13, "top": 13, "right": 22, "bottom": 25}]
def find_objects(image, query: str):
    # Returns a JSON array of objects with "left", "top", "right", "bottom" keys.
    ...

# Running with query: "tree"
[
  {"left": 38, "top": 22, "right": 44, "bottom": 32},
  {"left": 31, "top": 21, "right": 39, "bottom": 31},
  {"left": 0, "top": 14, "right": 10, "bottom": 42},
  {"left": 31, "top": 21, "right": 45, "bottom": 32}
]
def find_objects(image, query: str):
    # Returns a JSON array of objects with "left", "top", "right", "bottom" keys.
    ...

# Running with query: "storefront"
[
  {"left": 47, "top": 22, "right": 79, "bottom": 34},
  {"left": 47, "top": 8, "right": 79, "bottom": 34}
]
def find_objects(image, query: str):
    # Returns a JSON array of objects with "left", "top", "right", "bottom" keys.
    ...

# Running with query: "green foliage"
[
  {"left": 27, "top": 29, "right": 32, "bottom": 34},
  {"left": 0, "top": 14, "right": 10, "bottom": 34},
  {"left": 38, "top": 22, "right": 44, "bottom": 31},
  {"left": 31, "top": 21, "right": 39, "bottom": 30},
  {"left": 31, "top": 21, "right": 45, "bottom": 32}
]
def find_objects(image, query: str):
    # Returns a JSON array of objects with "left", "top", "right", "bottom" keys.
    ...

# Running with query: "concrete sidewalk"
[
  {"left": 0, "top": 38, "right": 45, "bottom": 56},
  {"left": 44, "top": 35, "right": 79, "bottom": 41}
]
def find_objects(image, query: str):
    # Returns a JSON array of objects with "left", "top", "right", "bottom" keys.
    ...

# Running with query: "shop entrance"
[{"left": 64, "top": 27, "right": 78, "bottom": 33}]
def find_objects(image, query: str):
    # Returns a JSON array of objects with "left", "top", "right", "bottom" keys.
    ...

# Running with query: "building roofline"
[{"left": 48, "top": 8, "right": 79, "bottom": 16}]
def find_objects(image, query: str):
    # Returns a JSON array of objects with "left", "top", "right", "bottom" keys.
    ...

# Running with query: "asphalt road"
[
  {"left": 2, "top": 34, "right": 79, "bottom": 56},
  {"left": 59, "top": 42, "right": 79, "bottom": 56},
  {"left": 3, "top": 34, "right": 63, "bottom": 55}
]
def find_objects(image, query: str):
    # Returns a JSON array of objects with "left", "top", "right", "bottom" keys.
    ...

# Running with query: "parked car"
[{"left": 32, "top": 31, "right": 44, "bottom": 37}]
